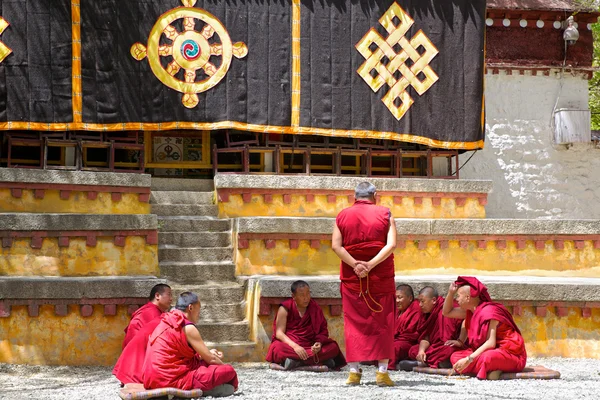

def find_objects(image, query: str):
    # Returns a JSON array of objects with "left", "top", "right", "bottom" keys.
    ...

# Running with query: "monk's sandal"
[
  {"left": 346, "top": 369, "right": 362, "bottom": 385},
  {"left": 376, "top": 371, "right": 395, "bottom": 387}
]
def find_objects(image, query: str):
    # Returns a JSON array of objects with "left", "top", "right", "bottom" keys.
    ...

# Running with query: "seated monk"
[
  {"left": 265, "top": 280, "right": 346, "bottom": 370},
  {"left": 408, "top": 286, "right": 463, "bottom": 368},
  {"left": 443, "top": 276, "right": 527, "bottom": 380},
  {"left": 388, "top": 284, "right": 423, "bottom": 370},
  {"left": 123, "top": 284, "right": 172, "bottom": 349},
  {"left": 143, "top": 292, "right": 238, "bottom": 395}
]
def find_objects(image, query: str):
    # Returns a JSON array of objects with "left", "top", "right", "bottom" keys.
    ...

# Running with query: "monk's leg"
[
  {"left": 388, "top": 340, "right": 412, "bottom": 370},
  {"left": 266, "top": 341, "right": 304, "bottom": 365},
  {"left": 407, "top": 344, "right": 420, "bottom": 360},
  {"left": 307, "top": 341, "right": 340, "bottom": 365},
  {"left": 467, "top": 349, "right": 526, "bottom": 380},
  {"left": 192, "top": 363, "right": 239, "bottom": 391}
]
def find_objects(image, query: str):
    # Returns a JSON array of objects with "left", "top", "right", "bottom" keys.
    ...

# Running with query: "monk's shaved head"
[
  {"left": 175, "top": 292, "right": 199, "bottom": 311},
  {"left": 458, "top": 285, "right": 471, "bottom": 296},
  {"left": 355, "top": 182, "right": 376, "bottom": 199},
  {"left": 418, "top": 286, "right": 438, "bottom": 299},
  {"left": 291, "top": 280, "right": 310, "bottom": 294},
  {"left": 149, "top": 283, "right": 171, "bottom": 301},
  {"left": 396, "top": 284, "right": 414, "bottom": 300}
]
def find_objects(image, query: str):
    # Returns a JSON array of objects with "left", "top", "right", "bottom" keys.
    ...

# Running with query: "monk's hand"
[
  {"left": 453, "top": 357, "right": 472, "bottom": 373},
  {"left": 311, "top": 342, "right": 322, "bottom": 354},
  {"left": 416, "top": 351, "right": 427, "bottom": 363},
  {"left": 210, "top": 349, "right": 224, "bottom": 359},
  {"left": 293, "top": 344, "right": 309, "bottom": 360},
  {"left": 354, "top": 262, "right": 368, "bottom": 278},
  {"left": 448, "top": 282, "right": 459, "bottom": 295},
  {"left": 444, "top": 340, "right": 463, "bottom": 348}
]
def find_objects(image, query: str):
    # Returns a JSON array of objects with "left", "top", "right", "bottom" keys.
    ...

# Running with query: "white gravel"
[{"left": 1, "top": 358, "right": 599, "bottom": 400}]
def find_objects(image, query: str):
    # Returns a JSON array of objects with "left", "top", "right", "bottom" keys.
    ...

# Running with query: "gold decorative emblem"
[
  {"left": 131, "top": 0, "right": 247, "bottom": 109},
  {"left": 356, "top": 3, "right": 438, "bottom": 120},
  {"left": 0, "top": 17, "right": 12, "bottom": 63}
]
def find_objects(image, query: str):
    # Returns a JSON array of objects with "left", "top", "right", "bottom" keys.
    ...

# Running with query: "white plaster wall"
[{"left": 459, "top": 72, "right": 600, "bottom": 219}]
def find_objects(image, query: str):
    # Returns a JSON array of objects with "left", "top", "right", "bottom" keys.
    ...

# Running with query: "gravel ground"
[{"left": 1, "top": 358, "right": 599, "bottom": 400}]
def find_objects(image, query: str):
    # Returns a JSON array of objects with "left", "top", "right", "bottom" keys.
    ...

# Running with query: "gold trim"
[
  {"left": 0, "top": 121, "right": 483, "bottom": 150},
  {"left": 71, "top": 0, "right": 82, "bottom": 123},
  {"left": 291, "top": 0, "right": 301, "bottom": 127},
  {"left": 0, "top": 17, "right": 12, "bottom": 63}
]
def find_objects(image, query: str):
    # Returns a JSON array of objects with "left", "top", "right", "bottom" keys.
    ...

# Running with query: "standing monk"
[
  {"left": 143, "top": 292, "right": 238, "bottom": 396},
  {"left": 408, "top": 286, "right": 463, "bottom": 369},
  {"left": 265, "top": 280, "right": 346, "bottom": 370},
  {"left": 443, "top": 277, "right": 527, "bottom": 380},
  {"left": 332, "top": 182, "right": 397, "bottom": 387},
  {"left": 123, "top": 284, "right": 172, "bottom": 349},
  {"left": 388, "top": 284, "right": 423, "bottom": 370}
]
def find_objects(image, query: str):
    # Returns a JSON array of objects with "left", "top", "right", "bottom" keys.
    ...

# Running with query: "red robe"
[
  {"left": 123, "top": 302, "right": 163, "bottom": 349},
  {"left": 408, "top": 297, "right": 463, "bottom": 367},
  {"left": 336, "top": 199, "right": 395, "bottom": 362},
  {"left": 142, "top": 310, "right": 238, "bottom": 391},
  {"left": 265, "top": 298, "right": 346, "bottom": 368},
  {"left": 388, "top": 299, "right": 424, "bottom": 369},
  {"left": 113, "top": 317, "right": 162, "bottom": 384},
  {"left": 450, "top": 301, "right": 527, "bottom": 379}
]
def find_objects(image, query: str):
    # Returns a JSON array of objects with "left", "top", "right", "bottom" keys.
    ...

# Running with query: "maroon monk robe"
[
  {"left": 265, "top": 298, "right": 346, "bottom": 368},
  {"left": 113, "top": 317, "right": 162, "bottom": 384},
  {"left": 388, "top": 299, "right": 423, "bottom": 370},
  {"left": 123, "top": 302, "right": 163, "bottom": 349},
  {"left": 450, "top": 277, "right": 526, "bottom": 379},
  {"left": 336, "top": 199, "right": 396, "bottom": 362},
  {"left": 408, "top": 297, "right": 463, "bottom": 368},
  {"left": 143, "top": 310, "right": 238, "bottom": 391}
]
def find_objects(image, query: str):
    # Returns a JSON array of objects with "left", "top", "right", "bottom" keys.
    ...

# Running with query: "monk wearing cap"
[
  {"left": 388, "top": 284, "right": 424, "bottom": 370},
  {"left": 332, "top": 181, "right": 397, "bottom": 387},
  {"left": 265, "top": 280, "right": 346, "bottom": 370},
  {"left": 408, "top": 286, "right": 463, "bottom": 369},
  {"left": 443, "top": 276, "right": 527, "bottom": 380}
]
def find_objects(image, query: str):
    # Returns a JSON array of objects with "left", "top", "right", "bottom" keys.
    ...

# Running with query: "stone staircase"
[{"left": 151, "top": 178, "right": 254, "bottom": 356}]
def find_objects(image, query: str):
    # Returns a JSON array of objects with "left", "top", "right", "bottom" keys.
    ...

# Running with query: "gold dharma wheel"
[{"left": 130, "top": 2, "right": 248, "bottom": 108}]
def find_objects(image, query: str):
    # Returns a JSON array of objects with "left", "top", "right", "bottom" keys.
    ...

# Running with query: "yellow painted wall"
[
  {"left": 219, "top": 194, "right": 485, "bottom": 219},
  {"left": 0, "top": 305, "right": 129, "bottom": 366},
  {"left": 0, "top": 237, "right": 158, "bottom": 276},
  {"left": 237, "top": 239, "right": 600, "bottom": 277},
  {"left": 0, "top": 189, "right": 150, "bottom": 214}
]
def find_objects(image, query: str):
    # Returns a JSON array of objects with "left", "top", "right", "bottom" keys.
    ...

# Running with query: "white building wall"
[{"left": 459, "top": 71, "right": 600, "bottom": 219}]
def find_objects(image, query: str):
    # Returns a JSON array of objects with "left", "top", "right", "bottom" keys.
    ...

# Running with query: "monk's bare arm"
[
  {"left": 365, "top": 216, "right": 397, "bottom": 271},
  {"left": 416, "top": 336, "right": 430, "bottom": 362},
  {"left": 331, "top": 224, "right": 358, "bottom": 267},
  {"left": 442, "top": 283, "right": 467, "bottom": 319},
  {"left": 275, "top": 306, "right": 309, "bottom": 360},
  {"left": 184, "top": 325, "right": 224, "bottom": 365},
  {"left": 453, "top": 320, "right": 498, "bottom": 373}
]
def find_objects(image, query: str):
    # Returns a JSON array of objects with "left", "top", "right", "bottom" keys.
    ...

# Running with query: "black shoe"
[
  {"left": 284, "top": 358, "right": 303, "bottom": 370},
  {"left": 397, "top": 360, "right": 419, "bottom": 371},
  {"left": 323, "top": 359, "right": 336, "bottom": 370},
  {"left": 439, "top": 359, "right": 452, "bottom": 369},
  {"left": 202, "top": 384, "right": 235, "bottom": 397}
]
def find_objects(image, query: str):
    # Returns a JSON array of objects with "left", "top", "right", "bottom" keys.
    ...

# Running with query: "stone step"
[
  {"left": 196, "top": 320, "right": 250, "bottom": 343},
  {"left": 203, "top": 341, "right": 257, "bottom": 362},
  {"left": 159, "top": 232, "right": 232, "bottom": 248},
  {"left": 151, "top": 191, "right": 214, "bottom": 205},
  {"left": 199, "top": 303, "right": 245, "bottom": 322},
  {"left": 158, "top": 247, "right": 233, "bottom": 263},
  {"left": 160, "top": 261, "right": 236, "bottom": 283},
  {"left": 169, "top": 283, "right": 245, "bottom": 304},
  {"left": 152, "top": 204, "right": 218, "bottom": 217},
  {"left": 158, "top": 217, "right": 232, "bottom": 233},
  {"left": 152, "top": 178, "right": 214, "bottom": 192}
]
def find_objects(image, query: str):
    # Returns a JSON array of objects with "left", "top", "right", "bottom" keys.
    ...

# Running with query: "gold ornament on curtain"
[
  {"left": 130, "top": 0, "right": 248, "bottom": 109},
  {"left": 356, "top": 2, "right": 439, "bottom": 121},
  {"left": 0, "top": 17, "right": 12, "bottom": 63}
]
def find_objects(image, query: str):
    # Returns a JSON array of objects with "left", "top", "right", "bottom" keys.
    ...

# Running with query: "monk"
[
  {"left": 443, "top": 276, "right": 527, "bottom": 380},
  {"left": 408, "top": 286, "right": 463, "bottom": 369},
  {"left": 123, "top": 283, "right": 172, "bottom": 349},
  {"left": 265, "top": 280, "right": 346, "bottom": 370},
  {"left": 388, "top": 284, "right": 424, "bottom": 370},
  {"left": 332, "top": 181, "right": 397, "bottom": 387},
  {"left": 143, "top": 292, "right": 238, "bottom": 396}
]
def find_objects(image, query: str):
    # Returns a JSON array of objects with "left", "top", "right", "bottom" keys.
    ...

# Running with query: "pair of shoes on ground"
[
  {"left": 345, "top": 369, "right": 395, "bottom": 387},
  {"left": 283, "top": 358, "right": 336, "bottom": 371}
]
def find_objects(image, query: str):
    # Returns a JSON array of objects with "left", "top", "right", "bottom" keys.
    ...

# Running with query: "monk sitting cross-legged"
[
  {"left": 143, "top": 292, "right": 238, "bottom": 397},
  {"left": 407, "top": 286, "right": 463, "bottom": 369},
  {"left": 388, "top": 284, "right": 424, "bottom": 370},
  {"left": 265, "top": 280, "right": 346, "bottom": 370},
  {"left": 123, "top": 283, "right": 172, "bottom": 349},
  {"left": 443, "top": 277, "right": 527, "bottom": 380}
]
